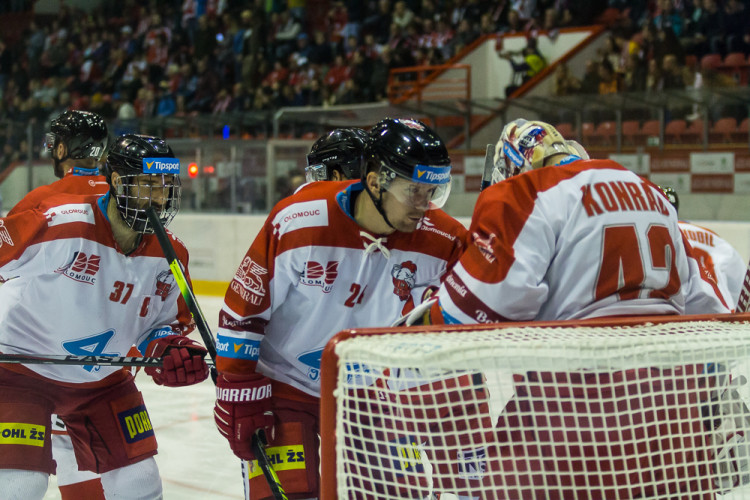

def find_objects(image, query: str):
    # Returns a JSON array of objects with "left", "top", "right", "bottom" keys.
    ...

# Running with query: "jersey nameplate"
[{"left": 44, "top": 204, "right": 96, "bottom": 227}]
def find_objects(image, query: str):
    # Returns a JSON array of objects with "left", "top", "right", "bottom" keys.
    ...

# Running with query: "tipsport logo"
[
  {"left": 143, "top": 157, "right": 180, "bottom": 174},
  {"left": 413, "top": 165, "right": 451, "bottom": 184}
]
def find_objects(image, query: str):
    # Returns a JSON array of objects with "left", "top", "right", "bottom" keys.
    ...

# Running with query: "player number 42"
[{"left": 595, "top": 224, "right": 681, "bottom": 301}]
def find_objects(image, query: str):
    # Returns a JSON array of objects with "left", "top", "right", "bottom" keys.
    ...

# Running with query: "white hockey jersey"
[
  {"left": 0, "top": 192, "right": 194, "bottom": 384},
  {"left": 679, "top": 221, "right": 746, "bottom": 309},
  {"left": 435, "top": 159, "right": 729, "bottom": 324},
  {"left": 216, "top": 180, "right": 467, "bottom": 397}
]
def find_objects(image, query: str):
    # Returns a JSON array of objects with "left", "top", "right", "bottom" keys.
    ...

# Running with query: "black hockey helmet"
[
  {"left": 45, "top": 110, "right": 108, "bottom": 161},
  {"left": 104, "top": 134, "right": 181, "bottom": 234},
  {"left": 366, "top": 118, "right": 452, "bottom": 211},
  {"left": 660, "top": 186, "right": 679, "bottom": 213},
  {"left": 306, "top": 128, "right": 369, "bottom": 181}
]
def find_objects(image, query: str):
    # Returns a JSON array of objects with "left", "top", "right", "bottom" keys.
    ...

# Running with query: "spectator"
[
  {"left": 274, "top": 10, "right": 302, "bottom": 61},
  {"left": 598, "top": 58, "right": 619, "bottom": 94},
  {"left": 552, "top": 62, "right": 581, "bottom": 96},
  {"left": 393, "top": 0, "right": 415, "bottom": 29},
  {"left": 579, "top": 59, "right": 601, "bottom": 94},
  {"left": 645, "top": 57, "right": 663, "bottom": 92},
  {"left": 364, "top": 0, "right": 393, "bottom": 44},
  {"left": 308, "top": 30, "right": 334, "bottom": 66},
  {"left": 622, "top": 52, "right": 648, "bottom": 92},
  {"left": 661, "top": 53, "right": 686, "bottom": 90},
  {"left": 156, "top": 80, "right": 177, "bottom": 117}
]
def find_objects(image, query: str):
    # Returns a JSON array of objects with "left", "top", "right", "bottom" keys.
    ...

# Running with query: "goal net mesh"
[{"left": 321, "top": 318, "right": 750, "bottom": 499}]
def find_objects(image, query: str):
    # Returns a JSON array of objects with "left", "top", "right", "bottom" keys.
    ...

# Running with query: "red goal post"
[{"left": 320, "top": 313, "right": 750, "bottom": 499}]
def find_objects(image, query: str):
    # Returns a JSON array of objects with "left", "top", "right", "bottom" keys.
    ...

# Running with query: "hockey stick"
[
  {"left": 145, "top": 208, "right": 288, "bottom": 500},
  {"left": 146, "top": 208, "right": 217, "bottom": 362},
  {"left": 736, "top": 265, "right": 750, "bottom": 312},
  {"left": 480, "top": 143, "right": 495, "bottom": 192},
  {"left": 0, "top": 353, "right": 217, "bottom": 367}
]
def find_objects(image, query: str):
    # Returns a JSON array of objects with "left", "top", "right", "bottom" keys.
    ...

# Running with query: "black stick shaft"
[
  {"left": 480, "top": 143, "right": 495, "bottom": 191},
  {"left": 146, "top": 208, "right": 287, "bottom": 500},
  {"left": 146, "top": 208, "right": 217, "bottom": 362},
  {"left": 0, "top": 353, "right": 217, "bottom": 367}
]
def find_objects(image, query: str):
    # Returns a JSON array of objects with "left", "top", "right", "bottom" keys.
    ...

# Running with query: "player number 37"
[{"left": 595, "top": 224, "right": 681, "bottom": 301}]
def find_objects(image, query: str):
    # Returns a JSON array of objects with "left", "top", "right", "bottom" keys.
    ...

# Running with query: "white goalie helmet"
[{"left": 491, "top": 119, "right": 589, "bottom": 183}]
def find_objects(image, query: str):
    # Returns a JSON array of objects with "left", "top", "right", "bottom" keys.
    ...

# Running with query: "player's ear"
[
  {"left": 55, "top": 142, "right": 66, "bottom": 161},
  {"left": 365, "top": 171, "right": 380, "bottom": 194},
  {"left": 110, "top": 171, "right": 122, "bottom": 190}
]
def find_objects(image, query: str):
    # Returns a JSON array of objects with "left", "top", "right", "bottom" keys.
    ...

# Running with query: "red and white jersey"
[
  {"left": 0, "top": 192, "right": 193, "bottom": 384},
  {"left": 217, "top": 180, "right": 467, "bottom": 397},
  {"left": 679, "top": 221, "right": 746, "bottom": 309},
  {"left": 9, "top": 169, "right": 109, "bottom": 216},
  {"left": 435, "top": 159, "right": 729, "bottom": 324}
]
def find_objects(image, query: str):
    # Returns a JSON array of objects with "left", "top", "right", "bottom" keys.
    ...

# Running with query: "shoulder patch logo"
[
  {"left": 231, "top": 257, "right": 268, "bottom": 307},
  {"left": 154, "top": 270, "right": 175, "bottom": 301},
  {"left": 44, "top": 204, "right": 95, "bottom": 227},
  {"left": 0, "top": 220, "right": 13, "bottom": 248},
  {"left": 271, "top": 200, "right": 328, "bottom": 237}
]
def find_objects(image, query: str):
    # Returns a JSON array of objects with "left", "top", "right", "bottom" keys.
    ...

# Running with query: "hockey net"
[{"left": 320, "top": 314, "right": 750, "bottom": 499}]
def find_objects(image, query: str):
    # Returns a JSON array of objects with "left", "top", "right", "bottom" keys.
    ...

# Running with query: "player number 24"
[{"left": 595, "top": 224, "right": 680, "bottom": 301}]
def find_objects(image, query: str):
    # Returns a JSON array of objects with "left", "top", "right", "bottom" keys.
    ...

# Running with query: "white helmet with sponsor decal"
[
  {"left": 492, "top": 119, "right": 589, "bottom": 183},
  {"left": 103, "top": 134, "right": 181, "bottom": 234}
]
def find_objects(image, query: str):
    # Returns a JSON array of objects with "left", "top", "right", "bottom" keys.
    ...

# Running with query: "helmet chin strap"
[{"left": 363, "top": 179, "right": 396, "bottom": 231}]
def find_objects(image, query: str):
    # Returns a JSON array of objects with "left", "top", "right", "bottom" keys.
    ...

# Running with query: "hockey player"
[
  {"left": 663, "top": 187, "right": 746, "bottom": 309},
  {"left": 10, "top": 110, "right": 110, "bottom": 216},
  {"left": 213, "top": 118, "right": 468, "bottom": 499},
  {"left": 304, "top": 127, "right": 369, "bottom": 182},
  {"left": 405, "top": 120, "right": 731, "bottom": 498},
  {"left": 8, "top": 109, "right": 110, "bottom": 500},
  {"left": 0, "top": 134, "right": 210, "bottom": 500}
]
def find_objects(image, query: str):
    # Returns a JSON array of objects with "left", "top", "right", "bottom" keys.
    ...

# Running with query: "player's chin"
[{"left": 396, "top": 215, "right": 423, "bottom": 233}]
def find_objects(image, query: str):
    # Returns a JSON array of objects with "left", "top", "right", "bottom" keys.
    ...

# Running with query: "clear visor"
[
  {"left": 305, "top": 163, "right": 328, "bottom": 182},
  {"left": 379, "top": 169, "right": 452, "bottom": 210},
  {"left": 43, "top": 132, "right": 56, "bottom": 152}
]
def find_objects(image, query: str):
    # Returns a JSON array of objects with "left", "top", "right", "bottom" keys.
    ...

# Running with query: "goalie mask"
[
  {"left": 44, "top": 110, "right": 108, "bottom": 178},
  {"left": 492, "top": 120, "right": 589, "bottom": 183},
  {"left": 367, "top": 118, "right": 452, "bottom": 212},
  {"left": 306, "top": 128, "right": 369, "bottom": 181},
  {"left": 103, "top": 134, "right": 181, "bottom": 234}
]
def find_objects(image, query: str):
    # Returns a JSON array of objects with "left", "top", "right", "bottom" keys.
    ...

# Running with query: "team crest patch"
[
  {"left": 391, "top": 261, "right": 417, "bottom": 301},
  {"left": 54, "top": 251, "right": 100, "bottom": 285},
  {"left": 299, "top": 261, "right": 338, "bottom": 293},
  {"left": 118, "top": 404, "right": 155, "bottom": 443},
  {"left": 154, "top": 270, "right": 175, "bottom": 301}
]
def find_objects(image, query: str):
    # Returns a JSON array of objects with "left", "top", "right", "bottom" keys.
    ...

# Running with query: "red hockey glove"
[
  {"left": 144, "top": 335, "right": 210, "bottom": 387},
  {"left": 214, "top": 373, "right": 274, "bottom": 460}
]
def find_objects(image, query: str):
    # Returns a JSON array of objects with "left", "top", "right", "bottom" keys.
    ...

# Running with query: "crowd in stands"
[
  {"left": 2, "top": 0, "right": 748, "bottom": 168},
  {"left": 551, "top": 0, "right": 750, "bottom": 124},
  {"left": 0, "top": 0, "right": 606, "bottom": 167}
]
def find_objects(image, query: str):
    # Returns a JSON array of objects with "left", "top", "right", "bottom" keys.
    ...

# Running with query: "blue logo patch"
[
  {"left": 412, "top": 165, "right": 451, "bottom": 184},
  {"left": 215, "top": 334, "right": 260, "bottom": 360},
  {"left": 503, "top": 143, "right": 525, "bottom": 167},
  {"left": 142, "top": 157, "right": 180, "bottom": 174},
  {"left": 118, "top": 405, "right": 155, "bottom": 443},
  {"left": 298, "top": 348, "right": 324, "bottom": 381}
]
